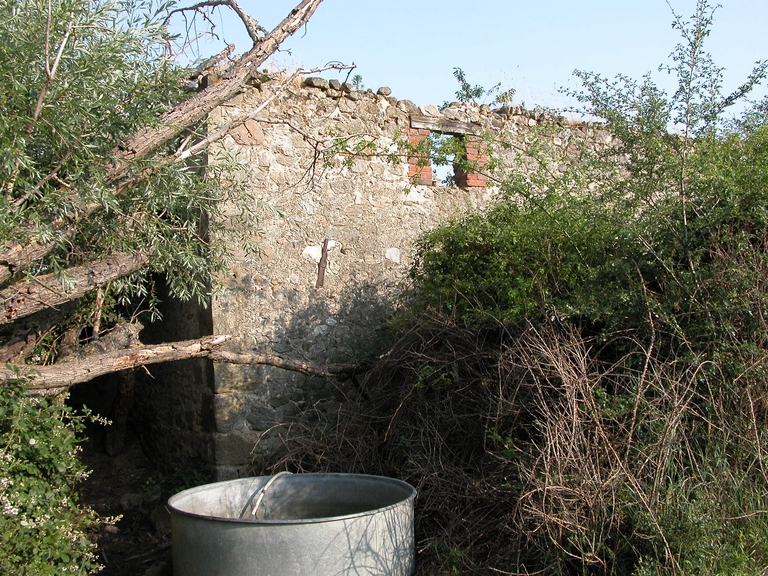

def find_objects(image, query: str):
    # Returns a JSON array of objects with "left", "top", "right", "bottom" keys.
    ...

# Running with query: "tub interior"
[{"left": 168, "top": 473, "right": 415, "bottom": 522}]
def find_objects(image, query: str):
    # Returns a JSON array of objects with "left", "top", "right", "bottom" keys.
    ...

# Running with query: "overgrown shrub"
[
  {"left": 0, "top": 375, "right": 100, "bottom": 575},
  {"left": 279, "top": 2, "right": 768, "bottom": 574}
]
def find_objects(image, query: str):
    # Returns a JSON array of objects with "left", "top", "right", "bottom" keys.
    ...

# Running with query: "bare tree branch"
[
  {"left": 0, "top": 335, "right": 361, "bottom": 391},
  {"left": 0, "top": 313, "right": 64, "bottom": 363},
  {"left": 0, "top": 238, "right": 59, "bottom": 285},
  {"left": 34, "top": 17, "right": 73, "bottom": 133},
  {"left": 225, "top": 0, "right": 267, "bottom": 43},
  {"left": 166, "top": 0, "right": 267, "bottom": 43},
  {"left": 188, "top": 43, "right": 235, "bottom": 80},
  {"left": 225, "top": 0, "right": 268, "bottom": 42},
  {"left": 125, "top": 63, "right": 353, "bottom": 188},
  {"left": 4, "top": 335, "right": 232, "bottom": 391},
  {"left": 207, "top": 349, "right": 359, "bottom": 378},
  {"left": 109, "top": 0, "right": 324, "bottom": 180}
]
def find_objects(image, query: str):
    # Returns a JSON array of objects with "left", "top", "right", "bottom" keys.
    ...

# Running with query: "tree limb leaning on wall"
[
  {"left": 0, "top": 0, "right": 353, "bottom": 390},
  {"left": 2, "top": 335, "right": 360, "bottom": 393},
  {"left": 0, "top": 0, "right": 324, "bottom": 285}
]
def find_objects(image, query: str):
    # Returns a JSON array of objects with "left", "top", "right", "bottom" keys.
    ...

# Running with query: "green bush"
[
  {"left": 396, "top": 123, "right": 768, "bottom": 573},
  {"left": 413, "top": 118, "right": 768, "bottom": 359},
  {"left": 0, "top": 375, "right": 99, "bottom": 575},
  {"left": 381, "top": 2, "right": 768, "bottom": 573}
]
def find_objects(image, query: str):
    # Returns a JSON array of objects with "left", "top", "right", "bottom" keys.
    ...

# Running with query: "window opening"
[
  {"left": 407, "top": 118, "right": 488, "bottom": 188},
  {"left": 430, "top": 133, "right": 455, "bottom": 187}
]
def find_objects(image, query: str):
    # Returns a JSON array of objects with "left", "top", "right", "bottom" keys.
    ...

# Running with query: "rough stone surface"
[
  {"left": 229, "top": 118, "right": 264, "bottom": 146},
  {"left": 120, "top": 492, "right": 144, "bottom": 511},
  {"left": 384, "top": 247, "right": 401, "bottom": 264},
  {"left": 134, "top": 278, "right": 215, "bottom": 470},
  {"left": 147, "top": 78, "right": 612, "bottom": 479},
  {"left": 419, "top": 104, "right": 440, "bottom": 117},
  {"left": 304, "top": 77, "right": 329, "bottom": 90}
]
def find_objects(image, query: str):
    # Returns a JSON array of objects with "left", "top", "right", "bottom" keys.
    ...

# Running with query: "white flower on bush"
[{"left": 3, "top": 502, "right": 19, "bottom": 515}]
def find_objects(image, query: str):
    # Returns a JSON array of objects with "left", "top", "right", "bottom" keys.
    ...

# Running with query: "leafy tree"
[
  {"left": 0, "top": 0, "right": 340, "bottom": 388},
  {"left": 0, "top": 0, "right": 335, "bottom": 571},
  {"left": 451, "top": 67, "right": 485, "bottom": 104}
]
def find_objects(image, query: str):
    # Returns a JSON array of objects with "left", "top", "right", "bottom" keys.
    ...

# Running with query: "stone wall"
[
  {"left": 197, "top": 76, "right": 610, "bottom": 479},
  {"left": 134, "top": 278, "right": 215, "bottom": 469}
]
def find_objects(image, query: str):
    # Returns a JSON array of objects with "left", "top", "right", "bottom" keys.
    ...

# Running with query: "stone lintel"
[{"left": 410, "top": 115, "right": 482, "bottom": 136}]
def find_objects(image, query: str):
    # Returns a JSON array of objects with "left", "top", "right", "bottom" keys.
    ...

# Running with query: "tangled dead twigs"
[
  {"left": 273, "top": 313, "right": 537, "bottom": 573},
  {"left": 271, "top": 310, "right": 768, "bottom": 574}
]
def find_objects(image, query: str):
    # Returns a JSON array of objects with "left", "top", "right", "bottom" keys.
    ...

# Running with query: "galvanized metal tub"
[{"left": 167, "top": 473, "right": 416, "bottom": 576}]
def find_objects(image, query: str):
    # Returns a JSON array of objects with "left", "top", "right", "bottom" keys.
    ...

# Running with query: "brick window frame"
[{"left": 406, "top": 115, "right": 488, "bottom": 188}]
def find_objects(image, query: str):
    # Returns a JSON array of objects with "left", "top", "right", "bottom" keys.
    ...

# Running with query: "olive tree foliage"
[
  {"left": 0, "top": 0, "right": 216, "bottom": 303},
  {"left": 0, "top": 0, "right": 329, "bottom": 379},
  {"left": 0, "top": 1, "right": 327, "bottom": 572}
]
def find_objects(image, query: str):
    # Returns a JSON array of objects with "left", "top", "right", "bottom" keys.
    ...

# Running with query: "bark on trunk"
[
  {"left": 1, "top": 252, "right": 149, "bottom": 325},
  {"left": 0, "top": 238, "right": 60, "bottom": 285}
]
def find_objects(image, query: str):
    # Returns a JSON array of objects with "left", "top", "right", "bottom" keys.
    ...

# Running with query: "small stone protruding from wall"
[{"left": 304, "top": 77, "right": 330, "bottom": 90}]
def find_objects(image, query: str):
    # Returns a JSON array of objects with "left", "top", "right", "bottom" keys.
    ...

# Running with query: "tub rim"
[{"left": 167, "top": 472, "right": 417, "bottom": 526}]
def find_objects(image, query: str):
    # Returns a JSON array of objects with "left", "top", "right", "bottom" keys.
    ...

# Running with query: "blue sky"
[{"left": 174, "top": 0, "right": 767, "bottom": 116}]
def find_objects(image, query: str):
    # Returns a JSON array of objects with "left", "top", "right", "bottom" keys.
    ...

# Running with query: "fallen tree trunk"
[
  {"left": 0, "top": 0, "right": 325, "bottom": 285},
  {"left": 1, "top": 252, "right": 149, "bottom": 325},
  {"left": 1, "top": 335, "right": 361, "bottom": 391}
]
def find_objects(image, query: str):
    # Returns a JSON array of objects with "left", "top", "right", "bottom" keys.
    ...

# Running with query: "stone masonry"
[{"left": 197, "top": 75, "right": 613, "bottom": 479}]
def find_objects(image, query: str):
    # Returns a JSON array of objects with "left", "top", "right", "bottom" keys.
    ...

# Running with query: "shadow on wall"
[
  {"left": 63, "top": 275, "right": 216, "bottom": 476},
  {"left": 130, "top": 277, "right": 216, "bottom": 471},
  {"left": 212, "top": 274, "right": 400, "bottom": 479},
  {"left": 65, "top": 271, "right": 400, "bottom": 484}
]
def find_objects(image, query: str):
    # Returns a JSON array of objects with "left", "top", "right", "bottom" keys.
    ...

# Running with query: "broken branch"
[
  {"left": 1, "top": 252, "right": 149, "bottom": 325},
  {"left": 0, "top": 335, "right": 362, "bottom": 391}
]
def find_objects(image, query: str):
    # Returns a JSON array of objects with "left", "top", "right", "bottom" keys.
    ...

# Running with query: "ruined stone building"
[{"left": 134, "top": 76, "right": 610, "bottom": 479}]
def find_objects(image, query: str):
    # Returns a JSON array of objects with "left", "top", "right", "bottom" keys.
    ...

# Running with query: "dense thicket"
[
  {"left": 397, "top": 109, "right": 768, "bottom": 575},
  {"left": 282, "top": 3, "right": 768, "bottom": 574}
]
